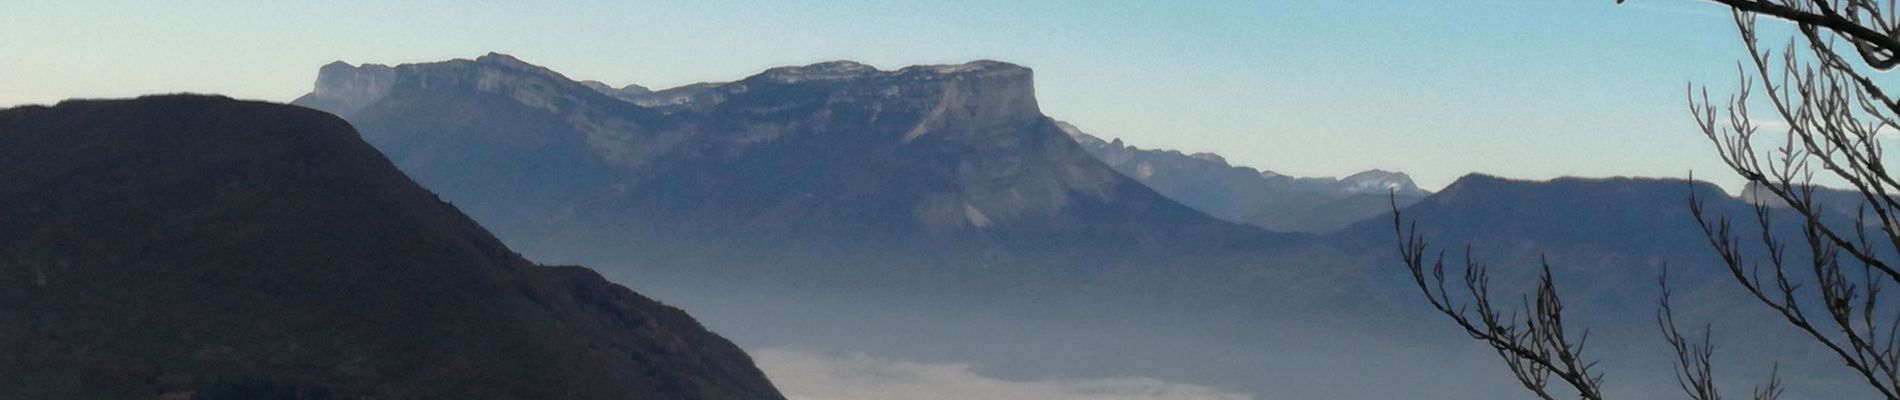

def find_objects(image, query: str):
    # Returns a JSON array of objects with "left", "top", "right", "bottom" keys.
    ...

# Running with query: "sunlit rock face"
[
  {"left": 292, "top": 61, "right": 394, "bottom": 118},
  {"left": 686, "top": 59, "right": 1116, "bottom": 233}
]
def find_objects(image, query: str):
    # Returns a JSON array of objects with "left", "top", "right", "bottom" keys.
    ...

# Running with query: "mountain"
[
  {"left": 290, "top": 52, "right": 1339, "bottom": 395},
  {"left": 579, "top": 80, "right": 726, "bottom": 111},
  {"left": 1061, "top": 121, "right": 1429, "bottom": 234},
  {"left": 0, "top": 95, "right": 783, "bottom": 400},
  {"left": 293, "top": 53, "right": 1279, "bottom": 269},
  {"left": 291, "top": 54, "right": 1874, "bottom": 399},
  {"left": 580, "top": 80, "right": 653, "bottom": 100},
  {"left": 1324, "top": 174, "right": 1881, "bottom": 398}
]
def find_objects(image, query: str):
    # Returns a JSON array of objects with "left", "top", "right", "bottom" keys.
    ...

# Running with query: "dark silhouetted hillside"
[{"left": 0, "top": 95, "right": 783, "bottom": 400}]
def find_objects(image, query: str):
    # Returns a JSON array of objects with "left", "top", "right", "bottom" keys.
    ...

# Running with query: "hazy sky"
[{"left": 2, "top": 1, "right": 1771, "bottom": 189}]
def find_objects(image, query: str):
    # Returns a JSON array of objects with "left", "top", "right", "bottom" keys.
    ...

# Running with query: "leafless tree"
[
  {"left": 1394, "top": 1, "right": 1900, "bottom": 398},
  {"left": 1393, "top": 216, "right": 1605, "bottom": 400}
]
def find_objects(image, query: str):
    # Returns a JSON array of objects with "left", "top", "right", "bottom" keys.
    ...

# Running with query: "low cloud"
[{"left": 753, "top": 349, "right": 1255, "bottom": 400}]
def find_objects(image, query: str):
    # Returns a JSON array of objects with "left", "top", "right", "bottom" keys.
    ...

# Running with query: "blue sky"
[{"left": 1, "top": 1, "right": 1769, "bottom": 189}]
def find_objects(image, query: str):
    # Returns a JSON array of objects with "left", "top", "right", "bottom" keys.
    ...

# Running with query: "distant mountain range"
[
  {"left": 0, "top": 96, "right": 782, "bottom": 399},
  {"left": 293, "top": 53, "right": 1277, "bottom": 270},
  {"left": 289, "top": 53, "right": 1870, "bottom": 399},
  {"left": 1060, "top": 122, "right": 1428, "bottom": 233}
]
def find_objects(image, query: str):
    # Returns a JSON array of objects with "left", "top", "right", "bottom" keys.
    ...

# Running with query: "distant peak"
[
  {"left": 316, "top": 60, "right": 392, "bottom": 75},
  {"left": 1341, "top": 169, "right": 1423, "bottom": 195},
  {"left": 1342, "top": 169, "right": 1413, "bottom": 183},
  {"left": 476, "top": 51, "right": 528, "bottom": 65},
  {"left": 296, "top": 60, "right": 398, "bottom": 118},
  {"left": 471, "top": 52, "right": 574, "bottom": 81},
  {"left": 580, "top": 80, "right": 653, "bottom": 95},
  {"left": 1442, "top": 173, "right": 1520, "bottom": 189},
  {"left": 1188, "top": 152, "right": 1229, "bottom": 165},
  {"left": 1052, "top": 120, "right": 1106, "bottom": 145}
]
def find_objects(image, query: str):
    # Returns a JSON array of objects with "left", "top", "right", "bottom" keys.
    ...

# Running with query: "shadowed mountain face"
[
  {"left": 1060, "top": 122, "right": 1429, "bottom": 234},
  {"left": 1342, "top": 174, "right": 1722, "bottom": 254},
  {"left": 0, "top": 96, "right": 782, "bottom": 400},
  {"left": 1303, "top": 174, "right": 1879, "bottom": 399},
  {"left": 293, "top": 54, "right": 1875, "bottom": 399}
]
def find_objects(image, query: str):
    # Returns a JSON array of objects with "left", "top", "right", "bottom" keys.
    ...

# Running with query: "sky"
[{"left": 0, "top": 1, "right": 1778, "bottom": 190}]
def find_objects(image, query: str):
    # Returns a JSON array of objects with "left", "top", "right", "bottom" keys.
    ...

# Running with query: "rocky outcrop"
[{"left": 291, "top": 61, "right": 395, "bottom": 118}]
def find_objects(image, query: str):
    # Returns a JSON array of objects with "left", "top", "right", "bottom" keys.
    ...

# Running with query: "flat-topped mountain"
[
  {"left": 295, "top": 53, "right": 1280, "bottom": 269},
  {"left": 0, "top": 95, "right": 783, "bottom": 400},
  {"left": 1062, "top": 121, "right": 1429, "bottom": 233},
  {"left": 291, "top": 53, "right": 1310, "bottom": 396}
]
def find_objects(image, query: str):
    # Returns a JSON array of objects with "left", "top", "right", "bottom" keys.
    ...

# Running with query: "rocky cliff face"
[
  {"left": 684, "top": 59, "right": 1116, "bottom": 233},
  {"left": 1063, "top": 123, "right": 1429, "bottom": 233},
  {"left": 0, "top": 95, "right": 784, "bottom": 400},
  {"left": 292, "top": 61, "right": 395, "bottom": 118},
  {"left": 295, "top": 54, "right": 1263, "bottom": 262}
]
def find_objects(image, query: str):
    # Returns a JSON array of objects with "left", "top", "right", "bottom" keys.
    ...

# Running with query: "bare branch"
[{"left": 1392, "top": 193, "right": 1605, "bottom": 399}]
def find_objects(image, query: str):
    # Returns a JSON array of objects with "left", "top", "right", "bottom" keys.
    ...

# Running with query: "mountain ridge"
[
  {"left": 1060, "top": 121, "right": 1428, "bottom": 233},
  {"left": 294, "top": 53, "right": 1284, "bottom": 262}
]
